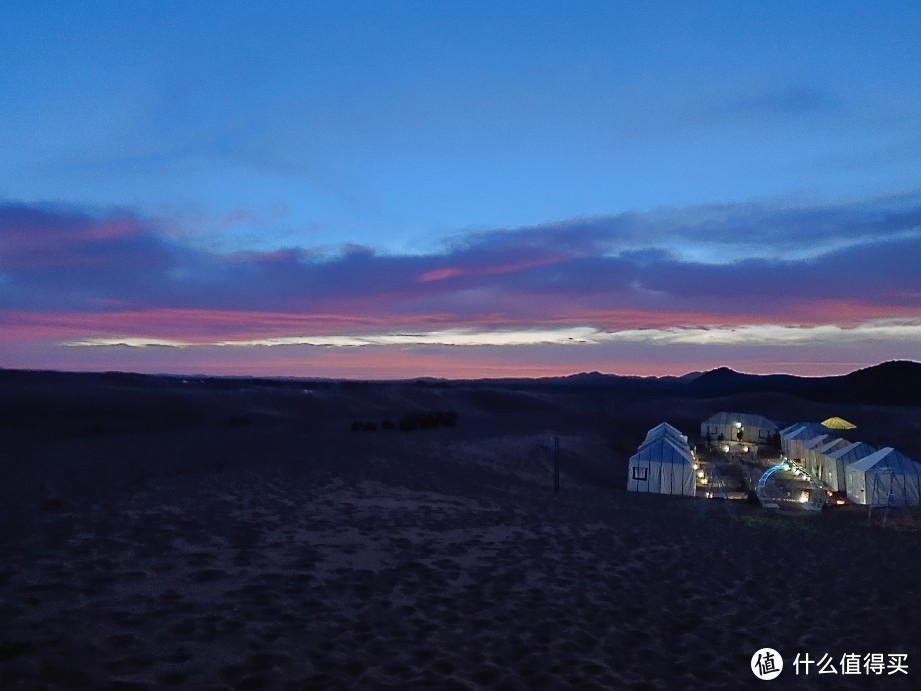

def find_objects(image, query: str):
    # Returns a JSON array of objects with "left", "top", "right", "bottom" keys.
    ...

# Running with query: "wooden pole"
[{"left": 552, "top": 436, "right": 560, "bottom": 495}]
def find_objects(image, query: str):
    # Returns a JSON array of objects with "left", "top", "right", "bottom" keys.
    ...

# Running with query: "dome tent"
[{"left": 756, "top": 459, "right": 824, "bottom": 512}]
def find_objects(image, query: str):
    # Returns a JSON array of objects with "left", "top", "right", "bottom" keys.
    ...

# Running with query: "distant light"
[
  {"left": 722, "top": 445, "right": 730, "bottom": 453},
  {"left": 799, "top": 491, "right": 809, "bottom": 503},
  {"left": 697, "top": 469, "right": 705, "bottom": 478},
  {"left": 735, "top": 422, "right": 742, "bottom": 429},
  {"left": 742, "top": 445, "right": 749, "bottom": 453}
]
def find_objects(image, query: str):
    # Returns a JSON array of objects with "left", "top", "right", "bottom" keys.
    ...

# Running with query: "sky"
[{"left": 2, "top": 0, "right": 921, "bottom": 378}]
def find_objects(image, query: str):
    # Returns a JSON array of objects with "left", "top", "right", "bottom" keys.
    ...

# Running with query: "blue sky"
[{"left": 2, "top": 1, "right": 920, "bottom": 377}]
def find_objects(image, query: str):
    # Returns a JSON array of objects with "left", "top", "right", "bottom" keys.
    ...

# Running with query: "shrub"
[
  {"left": 397, "top": 410, "right": 459, "bottom": 432},
  {"left": 398, "top": 415, "right": 419, "bottom": 432}
]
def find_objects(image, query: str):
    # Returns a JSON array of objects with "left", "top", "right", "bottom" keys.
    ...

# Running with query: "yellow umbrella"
[{"left": 821, "top": 416, "right": 856, "bottom": 430}]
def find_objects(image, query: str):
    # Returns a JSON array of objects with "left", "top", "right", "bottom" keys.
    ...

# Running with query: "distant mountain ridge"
[
  {"left": 681, "top": 360, "right": 921, "bottom": 405},
  {"left": 513, "top": 360, "right": 921, "bottom": 405},
  {"left": 1, "top": 360, "right": 920, "bottom": 405}
]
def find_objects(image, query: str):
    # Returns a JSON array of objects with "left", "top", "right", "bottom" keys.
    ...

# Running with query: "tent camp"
[
  {"left": 701, "top": 412, "right": 777, "bottom": 445},
  {"left": 845, "top": 447, "right": 921, "bottom": 507},
  {"left": 822, "top": 441, "right": 876, "bottom": 492},
  {"left": 627, "top": 436, "right": 696, "bottom": 496}
]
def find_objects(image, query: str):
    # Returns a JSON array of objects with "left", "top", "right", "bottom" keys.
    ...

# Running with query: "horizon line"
[{"left": 2, "top": 359, "right": 918, "bottom": 384}]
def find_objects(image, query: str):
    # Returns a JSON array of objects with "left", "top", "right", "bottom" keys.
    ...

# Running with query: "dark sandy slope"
[{"left": 1, "top": 369, "right": 920, "bottom": 689}]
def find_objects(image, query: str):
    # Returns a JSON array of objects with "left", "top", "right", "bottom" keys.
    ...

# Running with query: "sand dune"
[{"left": 1, "top": 373, "right": 919, "bottom": 688}]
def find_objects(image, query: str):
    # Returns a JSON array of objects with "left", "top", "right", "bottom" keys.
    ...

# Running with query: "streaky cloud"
[
  {"left": 721, "top": 85, "right": 839, "bottom": 118},
  {"left": 61, "top": 319, "right": 921, "bottom": 350}
]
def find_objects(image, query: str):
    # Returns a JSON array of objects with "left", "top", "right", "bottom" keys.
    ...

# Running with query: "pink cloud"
[
  {"left": 77, "top": 218, "right": 138, "bottom": 240},
  {"left": 1, "top": 307, "right": 476, "bottom": 345},
  {"left": 474, "top": 254, "right": 568, "bottom": 276},
  {"left": 419, "top": 267, "right": 465, "bottom": 282}
]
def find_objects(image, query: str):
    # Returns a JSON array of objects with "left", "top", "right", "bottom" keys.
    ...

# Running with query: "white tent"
[
  {"left": 701, "top": 412, "right": 777, "bottom": 445},
  {"left": 781, "top": 423, "right": 830, "bottom": 460},
  {"left": 821, "top": 441, "right": 876, "bottom": 492},
  {"left": 845, "top": 447, "right": 921, "bottom": 507},
  {"left": 791, "top": 434, "right": 829, "bottom": 466},
  {"left": 808, "top": 437, "right": 849, "bottom": 481},
  {"left": 643, "top": 421, "right": 687, "bottom": 446},
  {"left": 627, "top": 436, "right": 695, "bottom": 496},
  {"left": 801, "top": 435, "right": 835, "bottom": 477}
]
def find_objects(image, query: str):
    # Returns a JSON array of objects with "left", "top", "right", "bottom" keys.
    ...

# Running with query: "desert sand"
[{"left": 1, "top": 371, "right": 920, "bottom": 689}]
